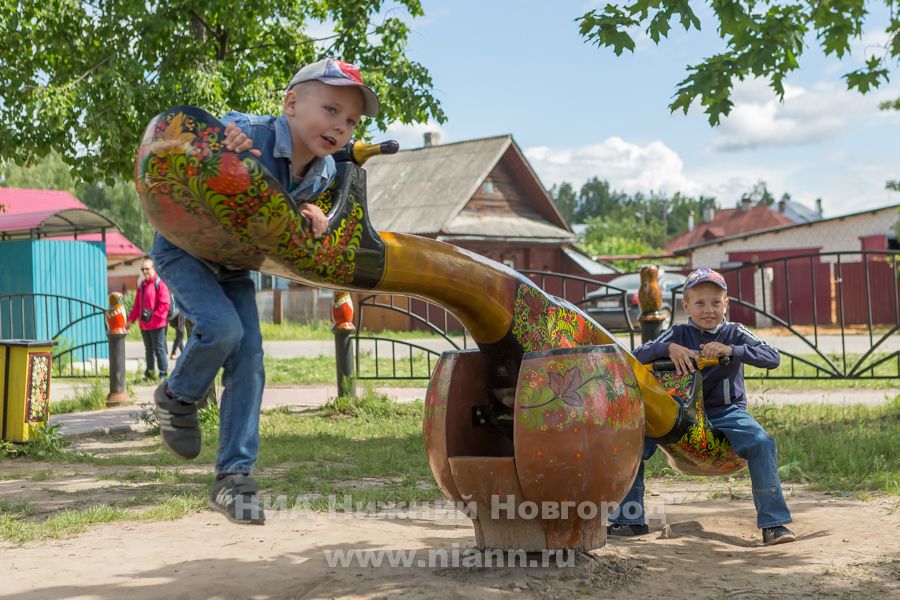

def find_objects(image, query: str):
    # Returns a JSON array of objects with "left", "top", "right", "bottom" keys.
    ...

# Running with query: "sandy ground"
[{"left": 1, "top": 454, "right": 897, "bottom": 600}]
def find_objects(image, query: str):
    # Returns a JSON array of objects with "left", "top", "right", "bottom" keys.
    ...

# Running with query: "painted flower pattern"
[
  {"left": 26, "top": 354, "right": 51, "bottom": 423},
  {"left": 511, "top": 285, "right": 599, "bottom": 353},
  {"left": 518, "top": 352, "right": 642, "bottom": 432},
  {"left": 137, "top": 108, "right": 363, "bottom": 285}
]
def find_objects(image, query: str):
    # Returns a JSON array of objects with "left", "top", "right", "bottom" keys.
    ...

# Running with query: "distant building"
[
  {"left": 0, "top": 188, "right": 144, "bottom": 293},
  {"left": 683, "top": 203, "right": 899, "bottom": 328},
  {"left": 258, "top": 134, "right": 618, "bottom": 324},
  {"left": 667, "top": 196, "right": 800, "bottom": 254}
]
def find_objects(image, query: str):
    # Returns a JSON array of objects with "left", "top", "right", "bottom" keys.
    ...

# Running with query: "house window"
[{"left": 481, "top": 181, "right": 495, "bottom": 194}]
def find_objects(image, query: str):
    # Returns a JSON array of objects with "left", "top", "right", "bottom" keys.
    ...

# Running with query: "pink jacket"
[{"left": 128, "top": 276, "right": 171, "bottom": 330}]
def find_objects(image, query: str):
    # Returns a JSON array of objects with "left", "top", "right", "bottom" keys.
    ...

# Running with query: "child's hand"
[
  {"left": 668, "top": 343, "right": 700, "bottom": 375},
  {"left": 699, "top": 342, "right": 733, "bottom": 360},
  {"left": 223, "top": 122, "right": 261, "bottom": 157},
  {"left": 300, "top": 202, "right": 328, "bottom": 238}
]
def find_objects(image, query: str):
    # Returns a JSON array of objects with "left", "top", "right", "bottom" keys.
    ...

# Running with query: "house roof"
[
  {"left": 363, "top": 135, "right": 573, "bottom": 240},
  {"left": 0, "top": 208, "right": 117, "bottom": 238},
  {"left": 778, "top": 200, "right": 821, "bottom": 224},
  {"left": 678, "top": 203, "right": 900, "bottom": 253},
  {"left": 0, "top": 188, "right": 144, "bottom": 256},
  {"left": 667, "top": 205, "right": 795, "bottom": 252}
]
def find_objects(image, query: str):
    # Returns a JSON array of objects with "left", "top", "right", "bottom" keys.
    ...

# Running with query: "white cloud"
[
  {"left": 522, "top": 136, "right": 897, "bottom": 218},
  {"left": 710, "top": 78, "right": 896, "bottom": 151},
  {"left": 378, "top": 120, "right": 450, "bottom": 152},
  {"left": 525, "top": 137, "right": 702, "bottom": 196}
]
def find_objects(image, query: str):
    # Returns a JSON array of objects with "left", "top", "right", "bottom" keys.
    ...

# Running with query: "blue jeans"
[
  {"left": 610, "top": 404, "right": 792, "bottom": 529},
  {"left": 151, "top": 234, "right": 265, "bottom": 475},
  {"left": 140, "top": 326, "right": 168, "bottom": 378}
]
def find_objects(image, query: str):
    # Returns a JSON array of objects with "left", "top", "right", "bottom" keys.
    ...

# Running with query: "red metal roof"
[
  {"left": 666, "top": 205, "right": 795, "bottom": 252},
  {"left": 0, "top": 188, "right": 144, "bottom": 256}
]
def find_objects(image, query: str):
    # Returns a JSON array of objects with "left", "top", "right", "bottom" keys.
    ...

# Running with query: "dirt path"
[{"left": 1, "top": 472, "right": 897, "bottom": 600}]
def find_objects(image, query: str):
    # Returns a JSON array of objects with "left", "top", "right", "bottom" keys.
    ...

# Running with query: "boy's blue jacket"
[
  {"left": 220, "top": 111, "right": 335, "bottom": 205},
  {"left": 632, "top": 320, "right": 780, "bottom": 410}
]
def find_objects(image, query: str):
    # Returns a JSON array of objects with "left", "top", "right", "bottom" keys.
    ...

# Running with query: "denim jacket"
[
  {"left": 220, "top": 111, "right": 336, "bottom": 206},
  {"left": 633, "top": 320, "right": 780, "bottom": 410}
]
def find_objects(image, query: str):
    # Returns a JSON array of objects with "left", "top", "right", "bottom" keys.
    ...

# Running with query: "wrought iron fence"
[
  {"left": 347, "top": 250, "right": 898, "bottom": 383},
  {"left": 0, "top": 293, "right": 108, "bottom": 378}
]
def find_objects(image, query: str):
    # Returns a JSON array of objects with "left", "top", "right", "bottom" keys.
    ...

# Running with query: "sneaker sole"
[
  {"left": 207, "top": 499, "right": 266, "bottom": 525},
  {"left": 764, "top": 533, "right": 796, "bottom": 546}
]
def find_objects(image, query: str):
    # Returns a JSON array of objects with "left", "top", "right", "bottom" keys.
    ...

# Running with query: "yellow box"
[{"left": 1, "top": 340, "right": 54, "bottom": 443}]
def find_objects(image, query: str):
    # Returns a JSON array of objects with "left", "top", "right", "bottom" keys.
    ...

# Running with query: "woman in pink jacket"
[{"left": 127, "top": 258, "right": 171, "bottom": 380}]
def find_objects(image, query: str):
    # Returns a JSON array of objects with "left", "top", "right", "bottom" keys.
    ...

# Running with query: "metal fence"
[
  {"left": 349, "top": 250, "right": 899, "bottom": 383},
  {"left": 0, "top": 293, "right": 108, "bottom": 377}
]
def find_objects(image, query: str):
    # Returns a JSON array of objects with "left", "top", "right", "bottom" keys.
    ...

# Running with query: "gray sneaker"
[
  {"left": 762, "top": 526, "right": 796, "bottom": 546},
  {"left": 154, "top": 382, "right": 201, "bottom": 459},
  {"left": 208, "top": 474, "right": 266, "bottom": 525}
]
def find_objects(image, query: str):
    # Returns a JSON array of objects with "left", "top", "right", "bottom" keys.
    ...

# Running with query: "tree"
[
  {"left": 580, "top": 214, "right": 666, "bottom": 270},
  {"left": 550, "top": 182, "right": 578, "bottom": 223},
  {"left": 578, "top": 1, "right": 899, "bottom": 125},
  {"left": 746, "top": 180, "right": 776, "bottom": 206},
  {"left": 576, "top": 177, "right": 627, "bottom": 221},
  {"left": 2, "top": 153, "right": 153, "bottom": 250},
  {"left": 0, "top": 1, "right": 444, "bottom": 182}
]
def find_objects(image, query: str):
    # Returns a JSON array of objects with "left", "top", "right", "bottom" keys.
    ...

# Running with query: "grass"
[
  {"left": 644, "top": 397, "right": 900, "bottom": 494},
  {"left": 0, "top": 496, "right": 206, "bottom": 545},
  {"left": 51, "top": 379, "right": 108, "bottom": 414},
  {"left": 744, "top": 352, "right": 900, "bottom": 390},
  {"left": 265, "top": 353, "right": 436, "bottom": 387},
  {"left": 3, "top": 388, "right": 896, "bottom": 544}
]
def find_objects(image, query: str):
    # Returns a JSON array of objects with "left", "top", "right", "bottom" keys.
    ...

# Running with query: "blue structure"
[{"left": 0, "top": 239, "right": 109, "bottom": 360}]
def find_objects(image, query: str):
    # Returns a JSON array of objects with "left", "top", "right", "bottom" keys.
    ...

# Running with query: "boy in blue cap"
[
  {"left": 608, "top": 267, "right": 795, "bottom": 546},
  {"left": 150, "top": 58, "right": 379, "bottom": 525}
]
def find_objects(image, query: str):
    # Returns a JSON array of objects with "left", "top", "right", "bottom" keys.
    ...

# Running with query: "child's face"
[
  {"left": 682, "top": 282, "right": 728, "bottom": 330},
  {"left": 284, "top": 81, "right": 364, "bottom": 162}
]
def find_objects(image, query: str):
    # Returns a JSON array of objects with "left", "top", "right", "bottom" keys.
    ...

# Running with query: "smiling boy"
[
  {"left": 608, "top": 267, "right": 795, "bottom": 546},
  {"left": 150, "top": 58, "right": 378, "bottom": 525}
]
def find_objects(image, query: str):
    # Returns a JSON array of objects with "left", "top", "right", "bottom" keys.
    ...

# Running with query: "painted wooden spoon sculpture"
[{"left": 136, "top": 106, "right": 745, "bottom": 548}]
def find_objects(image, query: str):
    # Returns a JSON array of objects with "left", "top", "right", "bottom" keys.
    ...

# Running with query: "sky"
[{"left": 363, "top": 1, "right": 900, "bottom": 219}]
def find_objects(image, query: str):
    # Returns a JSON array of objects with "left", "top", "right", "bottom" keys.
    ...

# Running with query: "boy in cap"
[
  {"left": 150, "top": 58, "right": 379, "bottom": 524},
  {"left": 608, "top": 267, "right": 795, "bottom": 546}
]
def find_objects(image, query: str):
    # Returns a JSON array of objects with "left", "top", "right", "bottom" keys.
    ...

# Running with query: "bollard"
[
  {"left": 331, "top": 292, "right": 356, "bottom": 397},
  {"left": 638, "top": 265, "right": 667, "bottom": 344},
  {"left": 105, "top": 292, "right": 129, "bottom": 407}
]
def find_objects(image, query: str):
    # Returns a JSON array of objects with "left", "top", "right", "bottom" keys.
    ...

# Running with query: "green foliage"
[
  {"left": 2, "top": 152, "right": 153, "bottom": 251},
  {"left": 578, "top": 1, "right": 899, "bottom": 125},
  {"left": 561, "top": 176, "right": 720, "bottom": 261},
  {"left": 51, "top": 379, "right": 108, "bottom": 414},
  {"left": 0, "top": 1, "right": 444, "bottom": 183},
  {"left": 580, "top": 214, "right": 666, "bottom": 267},
  {"left": 549, "top": 181, "right": 578, "bottom": 223},
  {"left": 322, "top": 386, "right": 409, "bottom": 419},
  {"left": 0, "top": 424, "right": 69, "bottom": 459}
]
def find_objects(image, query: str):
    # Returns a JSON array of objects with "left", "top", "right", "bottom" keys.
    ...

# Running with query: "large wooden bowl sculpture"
[{"left": 136, "top": 107, "right": 744, "bottom": 550}]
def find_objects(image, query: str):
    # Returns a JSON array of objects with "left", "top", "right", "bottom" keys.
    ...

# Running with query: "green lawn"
[{"left": 2, "top": 394, "right": 896, "bottom": 543}]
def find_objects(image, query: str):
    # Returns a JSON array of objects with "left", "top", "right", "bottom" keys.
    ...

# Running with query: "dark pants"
[
  {"left": 141, "top": 326, "right": 168, "bottom": 378},
  {"left": 169, "top": 315, "right": 186, "bottom": 356}
]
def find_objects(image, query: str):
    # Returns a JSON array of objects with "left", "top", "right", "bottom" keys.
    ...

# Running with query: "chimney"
[
  {"left": 740, "top": 194, "right": 752, "bottom": 212},
  {"left": 777, "top": 199, "right": 786, "bottom": 213},
  {"left": 702, "top": 206, "right": 715, "bottom": 223},
  {"left": 687, "top": 213, "right": 695, "bottom": 231},
  {"left": 815, "top": 198, "right": 823, "bottom": 217},
  {"left": 423, "top": 132, "right": 441, "bottom": 147}
]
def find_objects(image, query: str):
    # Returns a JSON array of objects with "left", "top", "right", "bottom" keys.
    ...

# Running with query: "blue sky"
[{"left": 370, "top": 1, "right": 899, "bottom": 219}]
